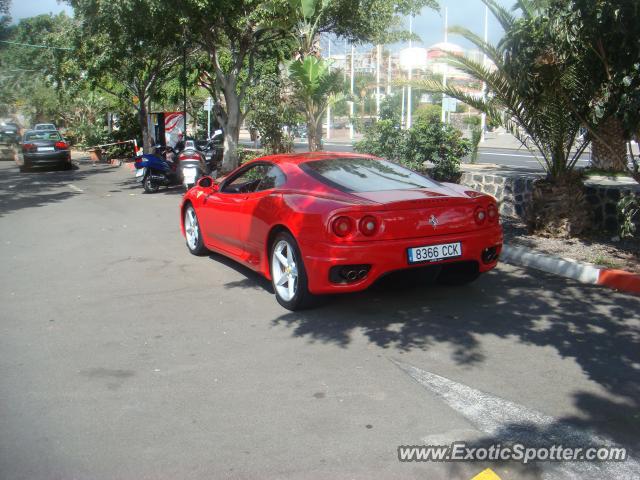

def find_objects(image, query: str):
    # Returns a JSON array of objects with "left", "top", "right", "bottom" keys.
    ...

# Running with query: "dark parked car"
[
  {"left": 0, "top": 122, "right": 19, "bottom": 161},
  {"left": 16, "top": 130, "right": 72, "bottom": 171},
  {"left": 34, "top": 123, "right": 58, "bottom": 131},
  {"left": 1, "top": 122, "right": 20, "bottom": 144}
]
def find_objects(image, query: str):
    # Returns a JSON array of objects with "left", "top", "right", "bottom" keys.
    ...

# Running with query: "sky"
[{"left": 9, "top": 0, "right": 510, "bottom": 50}]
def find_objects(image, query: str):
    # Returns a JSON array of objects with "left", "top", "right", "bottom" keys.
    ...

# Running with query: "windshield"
[
  {"left": 300, "top": 157, "right": 438, "bottom": 192},
  {"left": 25, "top": 131, "right": 62, "bottom": 142}
]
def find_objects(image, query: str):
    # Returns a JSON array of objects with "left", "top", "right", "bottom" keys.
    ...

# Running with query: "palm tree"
[
  {"left": 288, "top": 56, "right": 343, "bottom": 151},
  {"left": 410, "top": 0, "right": 594, "bottom": 236}
]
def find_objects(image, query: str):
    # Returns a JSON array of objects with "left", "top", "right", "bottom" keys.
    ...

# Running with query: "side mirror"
[{"left": 197, "top": 176, "right": 218, "bottom": 191}]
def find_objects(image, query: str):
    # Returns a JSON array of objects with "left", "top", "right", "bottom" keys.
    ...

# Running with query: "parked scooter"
[
  {"left": 202, "top": 129, "right": 224, "bottom": 176},
  {"left": 134, "top": 145, "right": 181, "bottom": 193},
  {"left": 178, "top": 140, "right": 207, "bottom": 190}
]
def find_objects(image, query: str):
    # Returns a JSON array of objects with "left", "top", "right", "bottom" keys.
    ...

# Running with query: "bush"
[
  {"left": 413, "top": 104, "right": 441, "bottom": 125},
  {"left": 354, "top": 117, "right": 470, "bottom": 183},
  {"left": 470, "top": 126, "right": 482, "bottom": 163},
  {"left": 618, "top": 193, "right": 639, "bottom": 238},
  {"left": 237, "top": 147, "right": 264, "bottom": 165}
]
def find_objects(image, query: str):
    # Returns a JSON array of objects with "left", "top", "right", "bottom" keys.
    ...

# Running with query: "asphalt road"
[
  {"left": 243, "top": 140, "right": 592, "bottom": 171},
  {"left": 1, "top": 160, "right": 639, "bottom": 480}
]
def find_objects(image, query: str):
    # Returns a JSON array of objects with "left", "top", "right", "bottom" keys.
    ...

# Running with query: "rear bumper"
[
  {"left": 24, "top": 151, "right": 71, "bottom": 164},
  {"left": 299, "top": 225, "right": 503, "bottom": 294}
]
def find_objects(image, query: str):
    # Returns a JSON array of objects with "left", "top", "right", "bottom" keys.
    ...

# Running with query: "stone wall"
[
  {"left": 460, "top": 170, "right": 539, "bottom": 219},
  {"left": 584, "top": 183, "right": 640, "bottom": 233},
  {"left": 460, "top": 167, "right": 640, "bottom": 233}
]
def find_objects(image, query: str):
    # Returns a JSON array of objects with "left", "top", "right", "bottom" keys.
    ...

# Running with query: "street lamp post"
[
  {"left": 480, "top": 5, "right": 488, "bottom": 142},
  {"left": 407, "top": 16, "right": 413, "bottom": 129},
  {"left": 376, "top": 44, "right": 381, "bottom": 119},
  {"left": 441, "top": 7, "right": 448, "bottom": 124},
  {"left": 349, "top": 45, "right": 355, "bottom": 140},
  {"left": 326, "top": 38, "right": 331, "bottom": 140}
]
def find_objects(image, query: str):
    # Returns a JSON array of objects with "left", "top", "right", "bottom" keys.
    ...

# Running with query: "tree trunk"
[
  {"left": 591, "top": 116, "right": 627, "bottom": 172},
  {"left": 137, "top": 99, "right": 152, "bottom": 154},
  {"left": 220, "top": 83, "right": 241, "bottom": 173},
  {"left": 306, "top": 116, "right": 323, "bottom": 152}
]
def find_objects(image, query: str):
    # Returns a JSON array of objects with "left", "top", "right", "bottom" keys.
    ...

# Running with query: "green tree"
[
  {"left": 412, "top": 0, "right": 595, "bottom": 235},
  {"left": 288, "top": 56, "right": 343, "bottom": 151},
  {"left": 172, "top": 0, "right": 292, "bottom": 172},
  {"left": 553, "top": 0, "right": 640, "bottom": 173},
  {"left": 68, "top": 0, "right": 184, "bottom": 153},
  {"left": 0, "top": 13, "right": 86, "bottom": 125}
]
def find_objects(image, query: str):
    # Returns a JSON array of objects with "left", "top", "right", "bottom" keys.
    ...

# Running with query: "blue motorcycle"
[{"left": 133, "top": 145, "right": 181, "bottom": 193}]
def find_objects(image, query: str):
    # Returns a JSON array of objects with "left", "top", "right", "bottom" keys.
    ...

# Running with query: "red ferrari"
[{"left": 180, "top": 152, "right": 502, "bottom": 310}]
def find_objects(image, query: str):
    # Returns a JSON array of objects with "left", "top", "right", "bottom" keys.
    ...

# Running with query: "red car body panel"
[{"left": 180, "top": 152, "right": 503, "bottom": 294}]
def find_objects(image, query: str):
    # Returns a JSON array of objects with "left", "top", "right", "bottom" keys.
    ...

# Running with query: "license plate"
[
  {"left": 407, "top": 242, "right": 462, "bottom": 264},
  {"left": 38, "top": 146, "right": 54, "bottom": 152},
  {"left": 183, "top": 167, "right": 197, "bottom": 183},
  {"left": 135, "top": 167, "right": 146, "bottom": 178}
]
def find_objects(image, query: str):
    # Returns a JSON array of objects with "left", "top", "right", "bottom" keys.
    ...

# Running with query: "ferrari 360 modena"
[{"left": 180, "top": 152, "right": 503, "bottom": 310}]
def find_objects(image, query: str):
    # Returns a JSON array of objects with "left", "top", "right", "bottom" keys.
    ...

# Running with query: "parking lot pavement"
[{"left": 1, "top": 161, "right": 639, "bottom": 479}]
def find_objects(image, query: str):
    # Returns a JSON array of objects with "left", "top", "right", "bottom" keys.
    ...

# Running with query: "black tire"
[
  {"left": 269, "top": 231, "right": 315, "bottom": 310},
  {"left": 184, "top": 205, "right": 208, "bottom": 256},
  {"left": 20, "top": 159, "right": 30, "bottom": 172},
  {"left": 437, "top": 262, "right": 481, "bottom": 286},
  {"left": 143, "top": 173, "right": 159, "bottom": 193}
]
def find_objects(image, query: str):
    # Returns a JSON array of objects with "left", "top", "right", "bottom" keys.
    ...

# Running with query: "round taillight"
[
  {"left": 475, "top": 207, "right": 487, "bottom": 225},
  {"left": 332, "top": 216, "right": 354, "bottom": 237},
  {"left": 487, "top": 204, "right": 497, "bottom": 222},
  {"left": 359, "top": 216, "right": 378, "bottom": 236}
]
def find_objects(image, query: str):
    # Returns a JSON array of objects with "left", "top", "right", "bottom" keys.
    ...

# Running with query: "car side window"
[
  {"left": 222, "top": 164, "right": 270, "bottom": 194},
  {"left": 255, "top": 165, "right": 286, "bottom": 191}
]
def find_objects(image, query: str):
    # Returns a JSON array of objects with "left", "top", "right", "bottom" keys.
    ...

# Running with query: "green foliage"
[
  {"left": 470, "top": 126, "right": 482, "bottom": 164},
  {"left": 353, "top": 119, "right": 404, "bottom": 160},
  {"left": 618, "top": 194, "right": 639, "bottom": 238},
  {"left": 463, "top": 116, "right": 481, "bottom": 127},
  {"left": 246, "top": 72, "right": 297, "bottom": 154},
  {"left": 70, "top": 0, "right": 184, "bottom": 152},
  {"left": 288, "top": 56, "right": 343, "bottom": 150},
  {"left": 354, "top": 117, "right": 470, "bottom": 182},
  {"left": 237, "top": 147, "right": 263, "bottom": 165},
  {"left": 404, "top": 120, "right": 470, "bottom": 182},
  {"left": 411, "top": 0, "right": 591, "bottom": 181},
  {"left": 413, "top": 104, "right": 441, "bottom": 125},
  {"left": 557, "top": 0, "right": 640, "bottom": 137}
]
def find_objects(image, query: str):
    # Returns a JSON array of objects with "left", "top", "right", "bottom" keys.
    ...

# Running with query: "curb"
[{"left": 501, "top": 245, "right": 640, "bottom": 296}]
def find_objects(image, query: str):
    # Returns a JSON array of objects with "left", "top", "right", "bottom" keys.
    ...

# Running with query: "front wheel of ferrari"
[
  {"left": 270, "top": 232, "right": 314, "bottom": 310},
  {"left": 184, "top": 205, "right": 208, "bottom": 256}
]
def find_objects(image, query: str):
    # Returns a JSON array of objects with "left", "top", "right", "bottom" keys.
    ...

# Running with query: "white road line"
[
  {"left": 392, "top": 359, "right": 639, "bottom": 479},
  {"left": 479, "top": 151, "right": 538, "bottom": 158},
  {"left": 68, "top": 184, "right": 84, "bottom": 193}
]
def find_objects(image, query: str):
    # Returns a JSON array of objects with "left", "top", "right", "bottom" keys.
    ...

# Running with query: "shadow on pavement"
[
  {"left": 261, "top": 264, "right": 640, "bottom": 453},
  {"left": 0, "top": 162, "right": 116, "bottom": 217}
]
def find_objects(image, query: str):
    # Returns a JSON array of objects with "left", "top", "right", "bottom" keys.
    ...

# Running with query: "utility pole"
[
  {"left": 182, "top": 37, "right": 187, "bottom": 135},
  {"left": 480, "top": 5, "right": 488, "bottom": 142},
  {"left": 441, "top": 7, "right": 448, "bottom": 124},
  {"left": 387, "top": 54, "right": 392, "bottom": 95},
  {"left": 407, "top": 16, "right": 413, "bottom": 129},
  {"left": 376, "top": 44, "right": 381, "bottom": 119},
  {"left": 349, "top": 45, "right": 355, "bottom": 140},
  {"left": 326, "top": 38, "right": 331, "bottom": 140}
]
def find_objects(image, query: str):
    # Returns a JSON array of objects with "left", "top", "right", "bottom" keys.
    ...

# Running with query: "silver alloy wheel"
[
  {"left": 185, "top": 208, "right": 199, "bottom": 250},
  {"left": 271, "top": 239, "right": 298, "bottom": 302}
]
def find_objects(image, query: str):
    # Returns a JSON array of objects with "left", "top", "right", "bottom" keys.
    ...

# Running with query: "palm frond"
[
  {"left": 482, "top": 0, "right": 516, "bottom": 31},
  {"left": 447, "top": 26, "right": 505, "bottom": 69}
]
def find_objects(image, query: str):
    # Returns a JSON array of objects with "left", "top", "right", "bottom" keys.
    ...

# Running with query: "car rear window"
[
  {"left": 25, "top": 131, "right": 62, "bottom": 141},
  {"left": 300, "top": 157, "right": 438, "bottom": 192}
]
